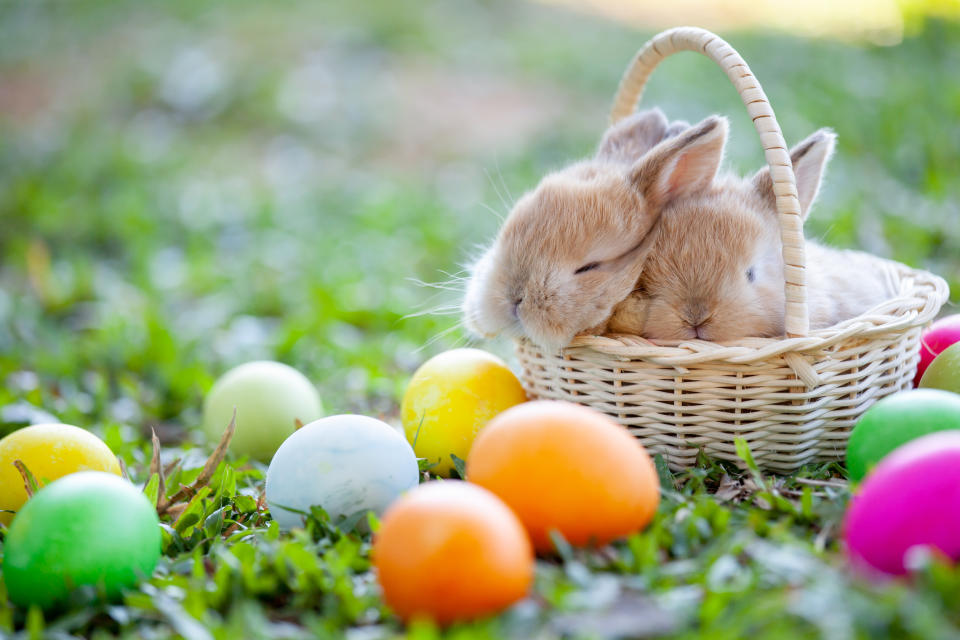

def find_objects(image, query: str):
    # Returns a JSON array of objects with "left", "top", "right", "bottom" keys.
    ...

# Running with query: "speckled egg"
[
  {"left": 3, "top": 471, "right": 161, "bottom": 609},
  {"left": 0, "top": 423, "right": 121, "bottom": 526},
  {"left": 401, "top": 349, "right": 527, "bottom": 476},
  {"left": 265, "top": 415, "right": 419, "bottom": 529},
  {"left": 202, "top": 360, "right": 324, "bottom": 461}
]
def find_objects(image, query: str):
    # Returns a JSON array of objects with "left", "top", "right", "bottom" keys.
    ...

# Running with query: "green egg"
[
  {"left": 919, "top": 342, "right": 960, "bottom": 395},
  {"left": 2, "top": 471, "right": 161, "bottom": 610},
  {"left": 846, "top": 389, "right": 960, "bottom": 482},
  {"left": 202, "top": 360, "right": 324, "bottom": 461}
]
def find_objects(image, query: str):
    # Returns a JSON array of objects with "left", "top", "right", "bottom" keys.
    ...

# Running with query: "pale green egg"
[
  {"left": 202, "top": 361, "right": 323, "bottom": 461},
  {"left": 919, "top": 342, "right": 960, "bottom": 395}
]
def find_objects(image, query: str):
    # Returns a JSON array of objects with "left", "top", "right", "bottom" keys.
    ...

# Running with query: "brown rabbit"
[
  {"left": 462, "top": 109, "right": 692, "bottom": 351},
  {"left": 607, "top": 118, "right": 899, "bottom": 341}
]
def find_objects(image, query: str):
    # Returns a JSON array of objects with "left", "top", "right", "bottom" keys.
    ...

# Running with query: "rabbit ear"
[
  {"left": 753, "top": 128, "right": 836, "bottom": 219},
  {"left": 628, "top": 116, "right": 728, "bottom": 208},
  {"left": 596, "top": 109, "right": 670, "bottom": 164},
  {"left": 665, "top": 120, "right": 691, "bottom": 138}
]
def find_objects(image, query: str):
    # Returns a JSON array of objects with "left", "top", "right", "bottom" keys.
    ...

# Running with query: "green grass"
[{"left": 1, "top": 0, "right": 959, "bottom": 637}]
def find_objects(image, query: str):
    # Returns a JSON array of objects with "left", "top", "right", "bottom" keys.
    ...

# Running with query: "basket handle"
[{"left": 611, "top": 27, "right": 808, "bottom": 338}]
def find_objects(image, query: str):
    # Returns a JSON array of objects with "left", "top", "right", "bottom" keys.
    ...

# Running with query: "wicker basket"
[{"left": 514, "top": 27, "right": 949, "bottom": 473}]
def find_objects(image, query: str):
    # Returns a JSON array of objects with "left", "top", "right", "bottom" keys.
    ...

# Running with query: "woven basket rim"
[{"left": 525, "top": 262, "right": 948, "bottom": 366}]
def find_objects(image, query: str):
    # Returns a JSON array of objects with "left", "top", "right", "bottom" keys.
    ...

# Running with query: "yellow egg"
[
  {"left": 0, "top": 423, "right": 121, "bottom": 525},
  {"left": 401, "top": 349, "right": 527, "bottom": 476}
]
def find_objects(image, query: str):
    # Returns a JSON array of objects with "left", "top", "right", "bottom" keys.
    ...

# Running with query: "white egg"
[{"left": 265, "top": 414, "right": 419, "bottom": 529}]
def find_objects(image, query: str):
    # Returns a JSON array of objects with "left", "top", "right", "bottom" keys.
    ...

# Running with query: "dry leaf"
[
  {"left": 13, "top": 459, "right": 38, "bottom": 498},
  {"left": 157, "top": 410, "right": 235, "bottom": 515},
  {"left": 163, "top": 458, "right": 182, "bottom": 476},
  {"left": 714, "top": 474, "right": 742, "bottom": 502}
]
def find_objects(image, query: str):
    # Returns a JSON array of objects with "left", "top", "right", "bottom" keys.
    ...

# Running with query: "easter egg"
[
  {"left": 202, "top": 360, "right": 324, "bottom": 461},
  {"left": 265, "top": 415, "right": 419, "bottom": 529},
  {"left": 843, "top": 431, "right": 960, "bottom": 575},
  {"left": 3, "top": 471, "right": 161, "bottom": 609},
  {"left": 845, "top": 389, "right": 960, "bottom": 482},
  {"left": 0, "top": 423, "right": 121, "bottom": 526},
  {"left": 914, "top": 314, "right": 960, "bottom": 386},
  {"left": 401, "top": 348, "right": 527, "bottom": 476},
  {"left": 919, "top": 342, "right": 960, "bottom": 395},
  {"left": 466, "top": 400, "right": 659, "bottom": 552},
  {"left": 373, "top": 481, "right": 533, "bottom": 624}
]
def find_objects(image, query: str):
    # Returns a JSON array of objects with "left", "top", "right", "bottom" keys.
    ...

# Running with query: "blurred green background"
[
  {"left": 1, "top": 1, "right": 960, "bottom": 637},
  {"left": 2, "top": 0, "right": 957, "bottom": 447}
]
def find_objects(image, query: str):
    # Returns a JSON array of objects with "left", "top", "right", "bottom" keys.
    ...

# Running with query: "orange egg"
[
  {"left": 466, "top": 400, "right": 659, "bottom": 552},
  {"left": 373, "top": 481, "right": 533, "bottom": 624}
]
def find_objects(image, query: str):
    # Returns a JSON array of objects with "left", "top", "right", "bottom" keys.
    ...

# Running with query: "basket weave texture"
[{"left": 514, "top": 27, "right": 949, "bottom": 472}]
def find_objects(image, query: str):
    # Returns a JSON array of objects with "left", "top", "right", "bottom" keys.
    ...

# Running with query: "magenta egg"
[
  {"left": 915, "top": 315, "right": 960, "bottom": 386},
  {"left": 842, "top": 431, "right": 960, "bottom": 575}
]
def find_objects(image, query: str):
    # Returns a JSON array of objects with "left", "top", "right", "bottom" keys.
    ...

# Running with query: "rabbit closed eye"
[{"left": 462, "top": 109, "right": 689, "bottom": 352}]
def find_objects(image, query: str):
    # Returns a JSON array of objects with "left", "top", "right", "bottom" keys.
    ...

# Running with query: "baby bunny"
[
  {"left": 462, "top": 109, "right": 690, "bottom": 352},
  {"left": 608, "top": 117, "right": 898, "bottom": 341}
]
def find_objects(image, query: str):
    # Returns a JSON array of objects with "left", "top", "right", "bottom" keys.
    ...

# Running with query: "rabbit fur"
[
  {"left": 463, "top": 108, "right": 898, "bottom": 350},
  {"left": 461, "top": 109, "right": 688, "bottom": 351},
  {"left": 606, "top": 117, "right": 900, "bottom": 341}
]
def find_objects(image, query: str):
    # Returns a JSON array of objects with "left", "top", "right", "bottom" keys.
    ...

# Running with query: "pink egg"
[
  {"left": 842, "top": 431, "right": 960, "bottom": 575},
  {"left": 915, "top": 315, "right": 960, "bottom": 386}
]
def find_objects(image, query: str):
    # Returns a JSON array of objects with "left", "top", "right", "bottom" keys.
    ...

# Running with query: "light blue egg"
[{"left": 265, "top": 414, "right": 419, "bottom": 529}]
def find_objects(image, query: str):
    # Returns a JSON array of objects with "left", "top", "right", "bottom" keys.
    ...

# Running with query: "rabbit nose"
[
  {"left": 511, "top": 298, "right": 523, "bottom": 319},
  {"left": 684, "top": 302, "right": 710, "bottom": 328}
]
